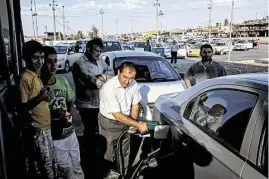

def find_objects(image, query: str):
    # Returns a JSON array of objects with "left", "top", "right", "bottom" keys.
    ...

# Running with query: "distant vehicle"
[
  {"left": 100, "top": 51, "right": 186, "bottom": 120},
  {"left": 188, "top": 44, "right": 201, "bottom": 57},
  {"left": 214, "top": 42, "right": 233, "bottom": 55},
  {"left": 234, "top": 40, "right": 253, "bottom": 50},
  {"left": 53, "top": 44, "right": 83, "bottom": 73},
  {"left": 103, "top": 40, "right": 122, "bottom": 52},
  {"left": 164, "top": 44, "right": 189, "bottom": 59},
  {"left": 153, "top": 73, "right": 268, "bottom": 179},
  {"left": 132, "top": 41, "right": 147, "bottom": 51}
]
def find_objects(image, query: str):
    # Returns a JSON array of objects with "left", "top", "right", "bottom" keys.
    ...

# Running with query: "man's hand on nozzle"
[{"left": 137, "top": 122, "right": 148, "bottom": 134}]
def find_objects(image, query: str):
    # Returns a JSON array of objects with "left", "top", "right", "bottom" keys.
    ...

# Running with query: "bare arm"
[
  {"left": 112, "top": 112, "right": 140, "bottom": 128},
  {"left": 184, "top": 78, "right": 192, "bottom": 88},
  {"left": 131, "top": 104, "right": 140, "bottom": 120}
]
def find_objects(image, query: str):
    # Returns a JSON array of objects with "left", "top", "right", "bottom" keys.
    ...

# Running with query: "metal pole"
[
  {"left": 45, "top": 25, "right": 48, "bottom": 38},
  {"left": 50, "top": 0, "right": 58, "bottom": 41},
  {"left": 227, "top": 0, "right": 235, "bottom": 62},
  {"left": 100, "top": 9, "right": 104, "bottom": 39},
  {"left": 154, "top": 0, "right": 160, "bottom": 42},
  {"left": 208, "top": 0, "right": 213, "bottom": 43},
  {"left": 115, "top": 18, "right": 118, "bottom": 40},
  {"left": 30, "top": 0, "right": 36, "bottom": 38},
  {"left": 62, "top": 6, "right": 65, "bottom": 39},
  {"left": 33, "top": 0, "right": 38, "bottom": 39}
]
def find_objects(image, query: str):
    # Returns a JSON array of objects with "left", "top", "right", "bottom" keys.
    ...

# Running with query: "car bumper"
[
  {"left": 234, "top": 46, "right": 246, "bottom": 50},
  {"left": 57, "top": 60, "right": 66, "bottom": 70}
]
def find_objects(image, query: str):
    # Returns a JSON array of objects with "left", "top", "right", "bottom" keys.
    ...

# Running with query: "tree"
[
  {"left": 92, "top": 25, "right": 99, "bottom": 38},
  {"left": 224, "top": 19, "right": 229, "bottom": 26},
  {"left": 88, "top": 31, "right": 93, "bottom": 39}
]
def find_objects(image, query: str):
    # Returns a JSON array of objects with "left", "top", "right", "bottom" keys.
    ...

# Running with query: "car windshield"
[
  {"left": 54, "top": 46, "right": 68, "bottom": 54},
  {"left": 134, "top": 42, "right": 146, "bottom": 48},
  {"left": 103, "top": 41, "right": 122, "bottom": 52},
  {"left": 114, "top": 56, "right": 180, "bottom": 82},
  {"left": 236, "top": 40, "right": 246, "bottom": 44},
  {"left": 215, "top": 43, "right": 226, "bottom": 46}
]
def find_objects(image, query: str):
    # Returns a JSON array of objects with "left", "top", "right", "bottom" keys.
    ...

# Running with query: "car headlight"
[{"left": 58, "top": 58, "right": 65, "bottom": 62}]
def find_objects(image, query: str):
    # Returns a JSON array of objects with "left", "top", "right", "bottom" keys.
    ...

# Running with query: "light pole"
[
  {"left": 100, "top": 9, "right": 104, "bottom": 39},
  {"left": 159, "top": 10, "right": 164, "bottom": 35},
  {"left": 228, "top": 0, "right": 235, "bottom": 62},
  {"left": 49, "top": 0, "right": 58, "bottom": 41},
  {"left": 154, "top": 0, "right": 160, "bottom": 42},
  {"left": 30, "top": 0, "right": 36, "bottom": 38},
  {"left": 62, "top": 6, "right": 65, "bottom": 39},
  {"left": 208, "top": 0, "right": 213, "bottom": 43},
  {"left": 33, "top": 0, "right": 38, "bottom": 39},
  {"left": 115, "top": 18, "right": 119, "bottom": 40}
]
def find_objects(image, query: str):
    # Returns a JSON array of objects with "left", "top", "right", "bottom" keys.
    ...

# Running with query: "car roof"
[
  {"left": 54, "top": 44, "right": 70, "bottom": 47},
  {"left": 194, "top": 73, "right": 268, "bottom": 91},
  {"left": 103, "top": 39, "right": 120, "bottom": 42},
  {"left": 109, "top": 51, "right": 161, "bottom": 58}
]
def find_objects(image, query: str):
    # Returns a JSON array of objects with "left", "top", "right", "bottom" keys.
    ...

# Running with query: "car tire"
[{"left": 64, "top": 61, "right": 70, "bottom": 73}]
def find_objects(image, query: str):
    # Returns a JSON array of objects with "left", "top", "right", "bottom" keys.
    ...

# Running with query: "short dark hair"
[
  {"left": 200, "top": 44, "right": 213, "bottom": 52},
  {"left": 86, "top": 37, "right": 104, "bottom": 49},
  {"left": 118, "top": 62, "right": 136, "bottom": 73},
  {"left": 42, "top": 46, "right": 57, "bottom": 61},
  {"left": 22, "top": 40, "right": 43, "bottom": 62}
]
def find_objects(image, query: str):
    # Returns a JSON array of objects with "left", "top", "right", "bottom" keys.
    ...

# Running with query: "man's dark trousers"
[
  {"left": 171, "top": 52, "right": 177, "bottom": 64},
  {"left": 78, "top": 108, "right": 99, "bottom": 179}
]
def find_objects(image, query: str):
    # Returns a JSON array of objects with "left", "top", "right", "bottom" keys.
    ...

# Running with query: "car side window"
[
  {"left": 184, "top": 89, "right": 258, "bottom": 152},
  {"left": 257, "top": 100, "right": 268, "bottom": 177}
]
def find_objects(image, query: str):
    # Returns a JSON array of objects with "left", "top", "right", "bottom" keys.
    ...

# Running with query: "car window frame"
[{"left": 182, "top": 85, "right": 265, "bottom": 160}]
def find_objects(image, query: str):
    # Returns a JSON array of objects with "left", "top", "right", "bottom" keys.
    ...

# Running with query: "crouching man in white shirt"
[{"left": 98, "top": 62, "right": 148, "bottom": 173}]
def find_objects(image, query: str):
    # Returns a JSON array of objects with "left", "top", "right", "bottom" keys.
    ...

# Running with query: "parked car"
[
  {"left": 164, "top": 44, "right": 189, "bottom": 59},
  {"left": 233, "top": 40, "right": 253, "bottom": 50},
  {"left": 153, "top": 73, "right": 268, "bottom": 179},
  {"left": 53, "top": 44, "right": 83, "bottom": 72},
  {"left": 188, "top": 44, "right": 201, "bottom": 57},
  {"left": 103, "top": 40, "right": 122, "bottom": 52},
  {"left": 214, "top": 42, "right": 233, "bottom": 55},
  {"left": 100, "top": 51, "right": 187, "bottom": 120},
  {"left": 132, "top": 41, "right": 147, "bottom": 51}
]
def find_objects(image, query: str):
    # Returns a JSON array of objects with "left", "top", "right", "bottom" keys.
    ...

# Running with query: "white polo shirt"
[
  {"left": 99, "top": 75, "right": 141, "bottom": 120},
  {"left": 170, "top": 44, "right": 179, "bottom": 52}
]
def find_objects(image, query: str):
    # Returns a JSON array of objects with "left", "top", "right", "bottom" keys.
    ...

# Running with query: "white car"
[
  {"left": 164, "top": 44, "right": 189, "bottom": 59},
  {"left": 100, "top": 51, "right": 187, "bottom": 120},
  {"left": 54, "top": 44, "right": 83, "bottom": 73},
  {"left": 214, "top": 42, "right": 233, "bottom": 55},
  {"left": 233, "top": 40, "right": 253, "bottom": 51}
]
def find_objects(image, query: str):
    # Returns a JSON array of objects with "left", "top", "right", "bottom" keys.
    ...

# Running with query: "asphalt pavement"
[{"left": 57, "top": 44, "right": 268, "bottom": 136}]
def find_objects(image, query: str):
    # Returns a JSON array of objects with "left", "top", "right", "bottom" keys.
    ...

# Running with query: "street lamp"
[{"left": 227, "top": 0, "right": 235, "bottom": 62}]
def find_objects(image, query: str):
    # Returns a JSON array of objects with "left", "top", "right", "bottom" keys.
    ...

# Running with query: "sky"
[{"left": 21, "top": 0, "right": 268, "bottom": 36}]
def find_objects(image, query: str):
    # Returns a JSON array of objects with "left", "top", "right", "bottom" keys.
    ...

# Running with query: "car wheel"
[{"left": 64, "top": 61, "right": 70, "bottom": 73}]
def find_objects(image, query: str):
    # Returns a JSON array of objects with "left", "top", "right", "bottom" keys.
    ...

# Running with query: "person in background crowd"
[
  {"left": 20, "top": 40, "right": 56, "bottom": 179},
  {"left": 41, "top": 46, "right": 84, "bottom": 179},
  {"left": 184, "top": 44, "right": 227, "bottom": 88},
  {"left": 170, "top": 40, "right": 179, "bottom": 64},
  {"left": 99, "top": 62, "right": 148, "bottom": 174},
  {"left": 72, "top": 37, "right": 108, "bottom": 178},
  {"left": 144, "top": 39, "right": 152, "bottom": 52}
]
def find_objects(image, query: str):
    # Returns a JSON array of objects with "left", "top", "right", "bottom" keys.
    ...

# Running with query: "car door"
[
  {"left": 241, "top": 96, "right": 268, "bottom": 179},
  {"left": 181, "top": 85, "right": 265, "bottom": 179},
  {"left": 67, "top": 46, "right": 76, "bottom": 66}
]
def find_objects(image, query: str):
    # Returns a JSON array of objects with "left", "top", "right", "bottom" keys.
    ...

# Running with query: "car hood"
[
  {"left": 138, "top": 80, "right": 186, "bottom": 105},
  {"left": 57, "top": 54, "right": 66, "bottom": 59}
]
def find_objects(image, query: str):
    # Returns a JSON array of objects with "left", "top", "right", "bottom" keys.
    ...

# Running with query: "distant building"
[{"left": 233, "top": 17, "right": 269, "bottom": 37}]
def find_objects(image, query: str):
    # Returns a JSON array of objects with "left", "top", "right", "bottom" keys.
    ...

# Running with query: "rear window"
[
  {"left": 114, "top": 56, "right": 181, "bottom": 82},
  {"left": 103, "top": 41, "right": 122, "bottom": 52}
]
